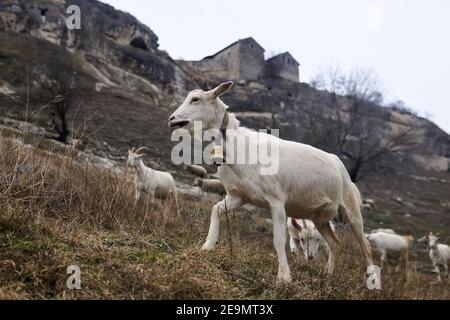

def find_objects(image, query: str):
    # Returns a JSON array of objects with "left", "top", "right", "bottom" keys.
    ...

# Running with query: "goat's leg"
[
  {"left": 345, "top": 204, "right": 374, "bottom": 268},
  {"left": 134, "top": 189, "right": 141, "bottom": 205},
  {"left": 403, "top": 250, "right": 410, "bottom": 280},
  {"left": 173, "top": 189, "right": 180, "bottom": 217},
  {"left": 289, "top": 236, "right": 299, "bottom": 254},
  {"left": 201, "top": 194, "right": 244, "bottom": 251},
  {"left": 380, "top": 249, "right": 387, "bottom": 271},
  {"left": 289, "top": 236, "right": 301, "bottom": 264},
  {"left": 317, "top": 222, "right": 339, "bottom": 275},
  {"left": 270, "top": 202, "right": 291, "bottom": 283},
  {"left": 133, "top": 178, "right": 140, "bottom": 205},
  {"left": 432, "top": 262, "right": 442, "bottom": 282},
  {"left": 443, "top": 263, "right": 448, "bottom": 282},
  {"left": 150, "top": 189, "right": 156, "bottom": 204}
]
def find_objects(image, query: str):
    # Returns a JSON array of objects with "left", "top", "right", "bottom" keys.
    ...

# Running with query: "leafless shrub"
[{"left": 307, "top": 66, "right": 418, "bottom": 181}]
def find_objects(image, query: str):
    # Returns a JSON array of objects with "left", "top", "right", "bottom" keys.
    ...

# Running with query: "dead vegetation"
[{"left": 0, "top": 132, "right": 448, "bottom": 300}]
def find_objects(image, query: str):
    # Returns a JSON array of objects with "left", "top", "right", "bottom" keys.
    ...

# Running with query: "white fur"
[
  {"left": 168, "top": 82, "right": 374, "bottom": 283},
  {"left": 185, "top": 164, "right": 208, "bottom": 178},
  {"left": 366, "top": 231, "right": 413, "bottom": 271},
  {"left": 127, "top": 149, "right": 179, "bottom": 215},
  {"left": 288, "top": 218, "right": 334, "bottom": 261},
  {"left": 371, "top": 228, "right": 396, "bottom": 234},
  {"left": 194, "top": 178, "right": 226, "bottom": 195},
  {"left": 422, "top": 233, "right": 450, "bottom": 282}
]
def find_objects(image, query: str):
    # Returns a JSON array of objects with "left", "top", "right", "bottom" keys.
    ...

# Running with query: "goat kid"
[{"left": 127, "top": 148, "right": 180, "bottom": 215}]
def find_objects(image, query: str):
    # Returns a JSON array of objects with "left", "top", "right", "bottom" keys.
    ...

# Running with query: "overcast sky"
[{"left": 104, "top": 0, "right": 450, "bottom": 133}]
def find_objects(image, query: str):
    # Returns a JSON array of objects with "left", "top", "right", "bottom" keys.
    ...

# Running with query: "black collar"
[
  {"left": 220, "top": 111, "right": 229, "bottom": 141},
  {"left": 213, "top": 112, "right": 229, "bottom": 167}
]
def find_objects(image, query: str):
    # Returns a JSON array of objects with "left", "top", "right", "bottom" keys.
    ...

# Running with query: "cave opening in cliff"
[{"left": 130, "top": 37, "right": 148, "bottom": 51}]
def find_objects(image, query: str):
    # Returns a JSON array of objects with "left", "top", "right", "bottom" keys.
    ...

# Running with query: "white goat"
[
  {"left": 419, "top": 232, "right": 450, "bottom": 282},
  {"left": 127, "top": 148, "right": 179, "bottom": 215},
  {"left": 366, "top": 231, "right": 414, "bottom": 271},
  {"left": 168, "top": 81, "right": 374, "bottom": 283},
  {"left": 288, "top": 218, "right": 333, "bottom": 261},
  {"left": 194, "top": 178, "right": 226, "bottom": 195},
  {"left": 371, "top": 228, "right": 396, "bottom": 235},
  {"left": 185, "top": 164, "right": 208, "bottom": 178}
]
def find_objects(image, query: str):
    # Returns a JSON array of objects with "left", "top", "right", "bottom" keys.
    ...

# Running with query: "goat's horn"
[{"left": 135, "top": 147, "right": 148, "bottom": 153}]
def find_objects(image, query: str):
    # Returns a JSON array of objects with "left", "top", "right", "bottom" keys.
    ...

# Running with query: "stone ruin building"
[{"left": 185, "top": 37, "right": 300, "bottom": 83}]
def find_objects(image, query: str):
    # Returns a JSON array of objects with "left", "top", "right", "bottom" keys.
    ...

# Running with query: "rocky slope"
[
  {"left": 0, "top": 0, "right": 449, "bottom": 175},
  {"left": 0, "top": 2, "right": 449, "bottom": 299}
]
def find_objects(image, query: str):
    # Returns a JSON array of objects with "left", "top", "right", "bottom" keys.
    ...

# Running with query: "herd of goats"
[{"left": 122, "top": 81, "right": 449, "bottom": 285}]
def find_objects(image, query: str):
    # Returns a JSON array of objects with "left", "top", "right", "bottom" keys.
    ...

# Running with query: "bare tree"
[
  {"left": 311, "top": 65, "right": 384, "bottom": 104},
  {"left": 39, "top": 78, "right": 74, "bottom": 144},
  {"left": 307, "top": 66, "right": 417, "bottom": 181},
  {"left": 32, "top": 63, "right": 82, "bottom": 144}
]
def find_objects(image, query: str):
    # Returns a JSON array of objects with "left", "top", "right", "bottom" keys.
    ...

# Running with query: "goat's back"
[{"left": 367, "top": 232, "right": 411, "bottom": 251}]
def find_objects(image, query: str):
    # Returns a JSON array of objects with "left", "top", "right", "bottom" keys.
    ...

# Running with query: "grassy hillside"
[{"left": 0, "top": 130, "right": 449, "bottom": 299}]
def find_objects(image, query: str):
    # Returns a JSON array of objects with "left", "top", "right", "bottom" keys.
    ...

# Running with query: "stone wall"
[
  {"left": 185, "top": 38, "right": 265, "bottom": 81},
  {"left": 186, "top": 44, "right": 241, "bottom": 80},
  {"left": 265, "top": 53, "right": 299, "bottom": 82},
  {"left": 236, "top": 39, "right": 265, "bottom": 81}
]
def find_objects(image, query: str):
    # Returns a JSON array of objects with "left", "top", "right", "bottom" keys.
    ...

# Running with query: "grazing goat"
[
  {"left": 194, "top": 178, "right": 226, "bottom": 195},
  {"left": 371, "top": 228, "right": 396, "bottom": 235},
  {"left": 366, "top": 231, "right": 413, "bottom": 272},
  {"left": 419, "top": 232, "right": 450, "bottom": 282},
  {"left": 127, "top": 148, "right": 179, "bottom": 215},
  {"left": 185, "top": 164, "right": 208, "bottom": 178},
  {"left": 168, "top": 81, "right": 374, "bottom": 283},
  {"left": 288, "top": 218, "right": 334, "bottom": 261}
]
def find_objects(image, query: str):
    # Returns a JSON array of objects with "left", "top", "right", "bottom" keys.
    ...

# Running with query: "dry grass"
[{"left": 0, "top": 133, "right": 448, "bottom": 300}]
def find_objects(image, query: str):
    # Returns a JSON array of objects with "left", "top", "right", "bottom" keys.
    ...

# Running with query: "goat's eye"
[{"left": 191, "top": 97, "right": 200, "bottom": 103}]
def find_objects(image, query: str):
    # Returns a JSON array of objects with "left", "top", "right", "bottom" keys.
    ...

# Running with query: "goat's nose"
[
  {"left": 169, "top": 115, "right": 175, "bottom": 122},
  {"left": 308, "top": 256, "right": 314, "bottom": 261}
]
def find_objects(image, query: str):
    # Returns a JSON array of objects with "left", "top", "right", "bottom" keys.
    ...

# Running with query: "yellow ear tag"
[{"left": 211, "top": 145, "right": 224, "bottom": 165}]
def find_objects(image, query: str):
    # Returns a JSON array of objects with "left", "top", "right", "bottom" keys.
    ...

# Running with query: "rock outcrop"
[
  {"left": 0, "top": 0, "right": 449, "bottom": 173},
  {"left": 0, "top": 0, "right": 194, "bottom": 101}
]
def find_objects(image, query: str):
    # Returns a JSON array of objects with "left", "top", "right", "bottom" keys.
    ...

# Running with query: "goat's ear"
[{"left": 210, "top": 81, "right": 233, "bottom": 98}]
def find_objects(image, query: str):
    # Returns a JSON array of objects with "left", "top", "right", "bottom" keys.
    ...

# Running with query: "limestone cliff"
[{"left": 0, "top": 0, "right": 449, "bottom": 173}]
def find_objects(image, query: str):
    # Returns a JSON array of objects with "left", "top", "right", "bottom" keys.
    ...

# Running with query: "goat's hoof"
[
  {"left": 325, "top": 268, "right": 334, "bottom": 275},
  {"left": 276, "top": 274, "right": 292, "bottom": 285},
  {"left": 201, "top": 242, "right": 216, "bottom": 251}
]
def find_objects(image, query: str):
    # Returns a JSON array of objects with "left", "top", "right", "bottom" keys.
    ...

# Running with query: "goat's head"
[
  {"left": 426, "top": 232, "right": 440, "bottom": 249},
  {"left": 297, "top": 225, "right": 322, "bottom": 261},
  {"left": 127, "top": 147, "right": 146, "bottom": 167},
  {"left": 168, "top": 81, "right": 233, "bottom": 134}
]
